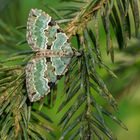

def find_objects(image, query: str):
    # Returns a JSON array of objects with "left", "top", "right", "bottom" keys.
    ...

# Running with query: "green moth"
[{"left": 26, "top": 9, "right": 75, "bottom": 102}]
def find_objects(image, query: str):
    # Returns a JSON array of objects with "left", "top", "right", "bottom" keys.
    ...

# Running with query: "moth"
[{"left": 26, "top": 9, "right": 76, "bottom": 102}]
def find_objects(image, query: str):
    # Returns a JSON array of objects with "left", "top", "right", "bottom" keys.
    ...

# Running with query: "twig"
[{"left": 65, "top": 0, "right": 107, "bottom": 38}]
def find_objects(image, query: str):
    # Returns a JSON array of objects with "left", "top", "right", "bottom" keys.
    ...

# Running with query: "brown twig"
[{"left": 65, "top": 0, "right": 107, "bottom": 38}]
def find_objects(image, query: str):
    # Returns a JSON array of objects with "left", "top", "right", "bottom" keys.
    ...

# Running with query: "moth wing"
[
  {"left": 26, "top": 57, "right": 50, "bottom": 102},
  {"left": 26, "top": 9, "right": 51, "bottom": 50},
  {"left": 26, "top": 56, "right": 71, "bottom": 102},
  {"left": 51, "top": 57, "right": 71, "bottom": 76},
  {"left": 26, "top": 8, "right": 73, "bottom": 55}
]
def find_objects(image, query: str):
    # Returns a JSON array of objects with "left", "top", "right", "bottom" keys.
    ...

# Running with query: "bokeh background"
[{"left": 0, "top": 0, "right": 140, "bottom": 139}]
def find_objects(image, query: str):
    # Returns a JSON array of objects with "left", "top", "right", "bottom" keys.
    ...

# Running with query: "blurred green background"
[{"left": 0, "top": 0, "right": 140, "bottom": 139}]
